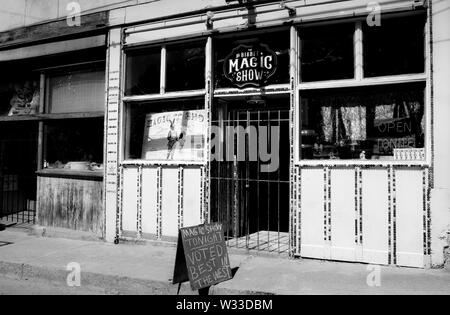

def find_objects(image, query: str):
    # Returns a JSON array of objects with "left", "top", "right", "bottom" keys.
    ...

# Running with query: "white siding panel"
[
  {"left": 122, "top": 167, "right": 138, "bottom": 233},
  {"left": 161, "top": 168, "right": 180, "bottom": 237},
  {"left": 300, "top": 168, "right": 326, "bottom": 259},
  {"left": 396, "top": 170, "right": 425, "bottom": 268},
  {"left": 141, "top": 168, "right": 158, "bottom": 236},
  {"left": 361, "top": 169, "right": 389, "bottom": 265},
  {"left": 183, "top": 168, "right": 202, "bottom": 228},
  {"left": 330, "top": 169, "right": 356, "bottom": 262}
]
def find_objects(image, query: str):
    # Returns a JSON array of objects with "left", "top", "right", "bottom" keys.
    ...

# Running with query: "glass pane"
[
  {"left": 364, "top": 15, "right": 425, "bottom": 77},
  {"left": 300, "top": 83, "right": 425, "bottom": 161},
  {"left": 166, "top": 42, "right": 205, "bottom": 92},
  {"left": 126, "top": 99, "right": 205, "bottom": 161},
  {"left": 125, "top": 48, "right": 161, "bottom": 96},
  {"left": 48, "top": 69, "right": 105, "bottom": 113},
  {"left": 215, "top": 31, "right": 290, "bottom": 88},
  {"left": 300, "top": 23, "right": 355, "bottom": 82},
  {"left": 0, "top": 60, "right": 40, "bottom": 117},
  {"left": 44, "top": 119, "right": 104, "bottom": 170}
]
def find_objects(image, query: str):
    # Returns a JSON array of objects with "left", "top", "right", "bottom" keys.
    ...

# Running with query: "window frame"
[
  {"left": 295, "top": 13, "right": 430, "bottom": 166},
  {"left": 44, "top": 63, "right": 106, "bottom": 117},
  {"left": 121, "top": 38, "right": 210, "bottom": 166},
  {"left": 40, "top": 61, "right": 106, "bottom": 173}
]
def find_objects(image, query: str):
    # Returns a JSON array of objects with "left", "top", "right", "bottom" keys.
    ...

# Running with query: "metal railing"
[
  {"left": 210, "top": 109, "right": 290, "bottom": 254},
  {"left": 0, "top": 174, "right": 36, "bottom": 225}
]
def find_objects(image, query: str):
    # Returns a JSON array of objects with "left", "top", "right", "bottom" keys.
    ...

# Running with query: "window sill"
[
  {"left": 295, "top": 159, "right": 430, "bottom": 168},
  {"left": 37, "top": 169, "right": 104, "bottom": 181},
  {"left": 121, "top": 160, "right": 207, "bottom": 167},
  {"left": 0, "top": 112, "right": 104, "bottom": 122},
  {"left": 123, "top": 90, "right": 206, "bottom": 102},
  {"left": 297, "top": 73, "right": 427, "bottom": 90}
]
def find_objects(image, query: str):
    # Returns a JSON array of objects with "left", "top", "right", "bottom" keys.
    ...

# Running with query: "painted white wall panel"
[
  {"left": 183, "top": 168, "right": 202, "bottom": 228},
  {"left": 161, "top": 168, "right": 179, "bottom": 237},
  {"left": 361, "top": 169, "right": 389, "bottom": 265},
  {"left": 122, "top": 167, "right": 138, "bottom": 233},
  {"left": 396, "top": 170, "right": 424, "bottom": 268},
  {"left": 141, "top": 168, "right": 158, "bottom": 236},
  {"left": 300, "top": 168, "right": 326, "bottom": 259},
  {"left": 330, "top": 169, "right": 356, "bottom": 262}
]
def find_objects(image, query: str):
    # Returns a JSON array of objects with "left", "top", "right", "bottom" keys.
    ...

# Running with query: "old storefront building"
[{"left": 0, "top": 0, "right": 449, "bottom": 269}]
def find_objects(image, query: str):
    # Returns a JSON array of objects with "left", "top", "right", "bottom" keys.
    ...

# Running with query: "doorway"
[
  {"left": 210, "top": 96, "right": 290, "bottom": 254},
  {"left": 0, "top": 122, "right": 38, "bottom": 225}
]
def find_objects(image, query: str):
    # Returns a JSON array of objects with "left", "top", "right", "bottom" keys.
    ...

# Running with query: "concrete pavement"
[{"left": 0, "top": 228, "right": 449, "bottom": 295}]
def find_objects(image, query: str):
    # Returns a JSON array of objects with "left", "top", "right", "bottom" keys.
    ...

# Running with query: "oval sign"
[{"left": 223, "top": 44, "right": 278, "bottom": 89}]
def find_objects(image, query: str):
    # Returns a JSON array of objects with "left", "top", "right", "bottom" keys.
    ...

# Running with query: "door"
[{"left": 210, "top": 97, "right": 290, "bottom": 254}]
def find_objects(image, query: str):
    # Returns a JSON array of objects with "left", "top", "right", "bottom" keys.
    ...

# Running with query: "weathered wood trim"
[
  {"left": 0, "top": 11, "right": 109, "bottom": 49},
  {"left": 37, "top": 170, "right": 104, "bottom": 181},
  {"left": 0, "top": 112, "right": 105, "bottom": 122}
]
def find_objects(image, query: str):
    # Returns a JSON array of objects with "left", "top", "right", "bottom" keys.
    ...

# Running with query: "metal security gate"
[
  {"left": 210, "top": 100, "right": 290, "bottom": 254},
  {"left": 0, "top": 123, "right": 37, "bottom": 225},
  {"left": 0, "top": 175, "right": 36, "bottom": 224}
]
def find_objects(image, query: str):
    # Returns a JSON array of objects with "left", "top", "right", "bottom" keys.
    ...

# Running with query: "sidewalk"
[{"left": 0, "top": 228, "right": 449, "bottom": 295}]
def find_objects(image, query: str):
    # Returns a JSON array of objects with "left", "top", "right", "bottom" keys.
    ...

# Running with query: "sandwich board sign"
[{"left": 172, "top": 223, "right": 232, "bottom": 291}]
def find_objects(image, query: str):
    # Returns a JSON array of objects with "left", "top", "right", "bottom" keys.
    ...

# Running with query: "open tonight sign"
[{"left": 224, "top": 44, "right": 278, "bottom": 88}]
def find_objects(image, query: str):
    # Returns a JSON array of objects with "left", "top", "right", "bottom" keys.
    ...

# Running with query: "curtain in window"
[{"left": 319, "top": 90, "right": 424, "bottom": 145}]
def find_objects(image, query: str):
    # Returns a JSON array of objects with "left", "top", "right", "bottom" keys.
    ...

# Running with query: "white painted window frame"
[
  {"left": 121, "top": 39, "right": 209, "bottom": 166},
  {"left": 294, "top": 14, "right": 430, "bottom": 167}
]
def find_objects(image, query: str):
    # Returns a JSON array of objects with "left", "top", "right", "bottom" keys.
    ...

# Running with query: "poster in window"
[{"left": 142, "top": 110, "right": 206, "bottom": 161}]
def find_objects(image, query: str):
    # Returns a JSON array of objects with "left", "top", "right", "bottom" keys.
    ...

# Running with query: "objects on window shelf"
[
  {"left": 393, "top": 148, "right": 425, "bottom": 161},
  {"left": 45, "top": 160, "right": 103, "bottom": 171},
  {"left": 8, "top": 81, "right": 39, "bottom": 117},
  {"left": 300, "top": 84, "right": 425, "bottom": 161}
]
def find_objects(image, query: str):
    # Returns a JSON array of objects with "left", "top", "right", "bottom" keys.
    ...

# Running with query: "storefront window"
[
  {"left": 43, "top": 118, "right": 104, "bottom": 170},
  {"left": 300, "top": 83, "right": 425, "bottom": 161},
  {"left": 125, "top": 48, "right": 161, "bottom": 96},
  {"left": 47, "top": 69, "right": 105, "bottom": 113},
  {"left": 363, "top": 14, "right": 425, "bottom": 77},
  {"left": 43, "top": 63, "right": 105, "bottom": 172},
  {"left": 125, "top": 98, "right": 206, "bottom": 161},
  {"left": 0, "top": 63, "right": 40, "bottom": 117},
  {"left": 166, "top": 42, "right": 205, "bottom": 92},
  {"left": 299, "top": 23, "right": 355, "bottom": 82},
  {"left": 215, "top": 31, "right": 290, "bottom": 88}
]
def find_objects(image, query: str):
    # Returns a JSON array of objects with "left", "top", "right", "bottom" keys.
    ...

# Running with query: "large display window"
[
  {"left": 300, "top": 83, "right": 425, "bottom": 160},
  {"left": 124, "top": 99, "right": 206, "bottom": 162},
  {"left": 298, "top": 14, "right": 427, "bottom": 162},
  {"left": 123, "top": 39, "right": 207, "bottom": 164},
  {"left": 42, "top": 63, "right": 105, "bottom": 172}
]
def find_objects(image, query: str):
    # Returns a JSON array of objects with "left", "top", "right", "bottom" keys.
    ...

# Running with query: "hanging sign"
[
  {"left": 142, "top": 109, "right": 206, "bottom": 161},
  {"left": 223, "top": 44, "right": 278, "bottom": 89},
  {"left": 172, "top": 223, "right": 232, "bottom": 291}
]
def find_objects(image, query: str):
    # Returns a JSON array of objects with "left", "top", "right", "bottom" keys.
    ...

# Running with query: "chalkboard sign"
[{"left": 172, "top": 223, "right": 232, "bottom": 291}]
